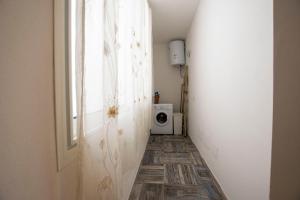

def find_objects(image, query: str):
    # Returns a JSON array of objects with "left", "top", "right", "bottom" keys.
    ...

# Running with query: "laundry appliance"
[{"left": 151, "top": 104, "right": 173, "bottom": 135}]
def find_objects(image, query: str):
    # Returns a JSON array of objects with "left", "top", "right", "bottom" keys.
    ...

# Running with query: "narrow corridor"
[{"left": 129, "top": 135, "right": 224, "bottom": 200}]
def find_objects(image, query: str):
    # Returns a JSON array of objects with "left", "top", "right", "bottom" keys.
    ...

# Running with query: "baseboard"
[{"left": 197, "top": 151, "right": 229, "bottom": 200}]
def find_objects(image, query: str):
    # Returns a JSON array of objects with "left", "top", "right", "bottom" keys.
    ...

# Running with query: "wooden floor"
[{"left": 129, "top": 135, "right": 224, "bottom": 200}]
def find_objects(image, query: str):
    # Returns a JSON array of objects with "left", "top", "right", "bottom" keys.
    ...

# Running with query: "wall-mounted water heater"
[{"left": 169, "top": 40, "right": 185, "bottom": 66}]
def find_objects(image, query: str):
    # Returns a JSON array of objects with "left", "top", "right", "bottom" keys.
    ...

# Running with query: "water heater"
[{"left": 169, "top": 40, "right": 185, "bottom": 65}]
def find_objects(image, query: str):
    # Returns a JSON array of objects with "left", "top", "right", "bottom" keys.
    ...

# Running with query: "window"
[
  {"left": 54, "top": 0, "right": 80, "bottom": 171},
  {"left": 68, "top": 0, "right": 78, "bottom": 146}
]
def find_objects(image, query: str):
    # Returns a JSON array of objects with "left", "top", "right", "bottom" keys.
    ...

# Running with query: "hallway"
[
  {"left": 1, "top": 0, "right": 300, "bottom": 199},
  {"left": 129, "top": 135, "right": 224, "bottom": 200}
]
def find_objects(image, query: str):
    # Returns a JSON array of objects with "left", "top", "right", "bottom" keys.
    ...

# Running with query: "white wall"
[
  {"left": 153, "top": 43, "right": 182, "bottom": 112},
  {"left": 0, "top": 1, "right": 79, "bottom": 200},
  {"left": 186, "top": 0, "right": 273, "bottom": 199},
  {"left": 270, "top": 0, "right": 300, "bottom": 199}
]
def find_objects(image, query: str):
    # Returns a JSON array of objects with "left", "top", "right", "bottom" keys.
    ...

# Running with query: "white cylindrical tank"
[{"left": 169, "top": 40, "right": 185, "bottom": 65}]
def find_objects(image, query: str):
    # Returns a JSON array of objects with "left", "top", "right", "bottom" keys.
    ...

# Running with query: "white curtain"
[{"left": 78, "top": 0, "right": 152, "bottom": 199}]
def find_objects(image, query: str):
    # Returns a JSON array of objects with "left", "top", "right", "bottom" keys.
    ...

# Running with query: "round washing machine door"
[{"left": 155, "top": 112, "right": 169, "bottom": 126}]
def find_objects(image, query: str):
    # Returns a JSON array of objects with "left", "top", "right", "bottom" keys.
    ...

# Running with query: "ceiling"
[{"left": 148, "top": 0, "right": 200, "bottom": 43}]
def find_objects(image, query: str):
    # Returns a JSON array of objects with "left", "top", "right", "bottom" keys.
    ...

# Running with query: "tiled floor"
[{"left": 129, "top": 135, "right": 224, "bottom": 200}]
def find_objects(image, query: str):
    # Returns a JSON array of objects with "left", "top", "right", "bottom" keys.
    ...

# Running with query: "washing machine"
[{"left": 151, "top": 104, "right": 173, "bottom": 135}]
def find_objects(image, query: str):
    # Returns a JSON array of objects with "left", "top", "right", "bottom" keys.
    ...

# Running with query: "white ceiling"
[{"left": 148, "top": 0, "right": 200, "bottom": 43}]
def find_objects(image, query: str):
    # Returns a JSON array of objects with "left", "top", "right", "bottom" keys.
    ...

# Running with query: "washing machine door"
[{"left": 155, "top": 111, "right": 169, "bottom": 126}]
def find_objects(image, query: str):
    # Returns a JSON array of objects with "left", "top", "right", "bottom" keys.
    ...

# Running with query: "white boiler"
[{"left": 169, "top": 40, "right": 185, "bottom": 65}]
